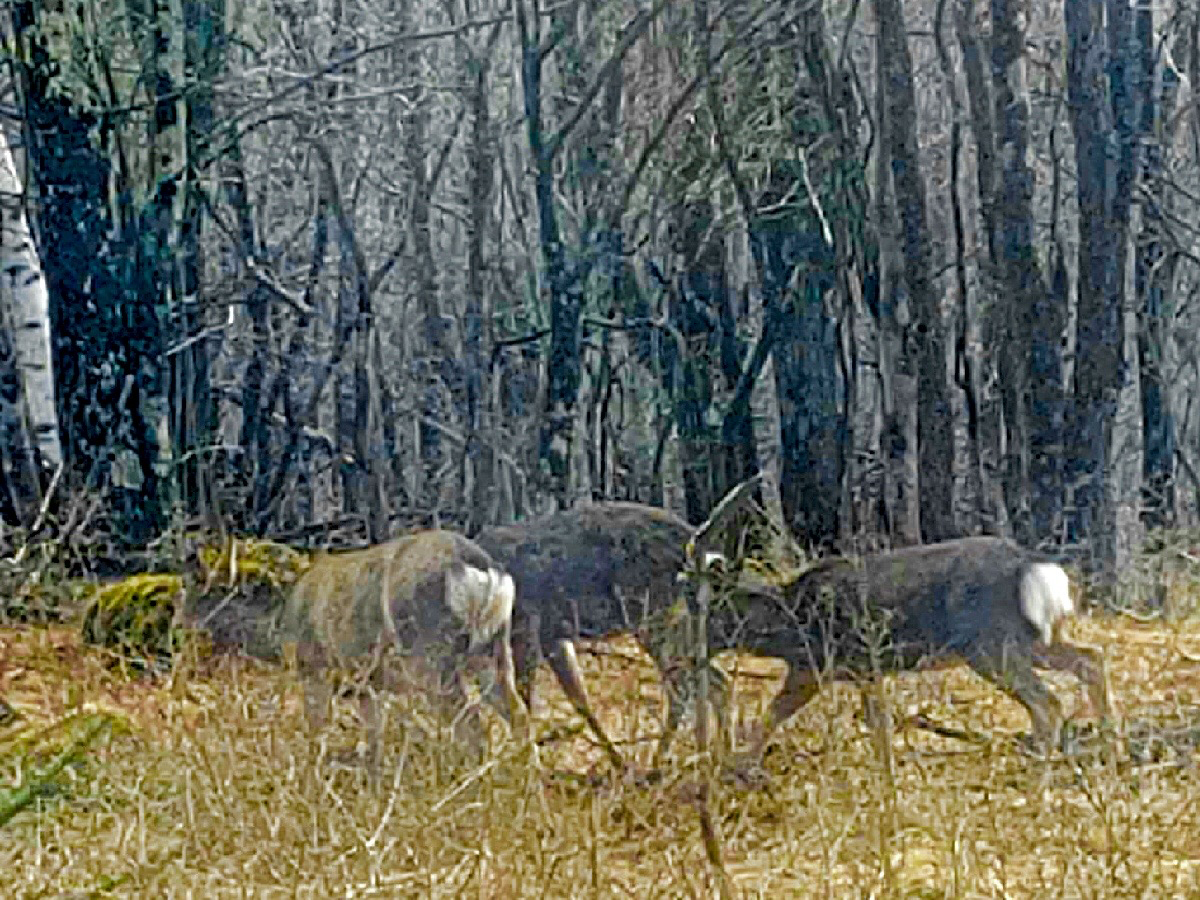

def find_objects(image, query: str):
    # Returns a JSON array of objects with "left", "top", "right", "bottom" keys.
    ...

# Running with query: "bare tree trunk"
[
  {"left": 227, "top": 138, "right": 273, "bottom": 530},
  {"left": 1108, "top": 0, "right": 1145, "bottom": 571},
  {"left": 515, "top": 2, "right": 661, "bottom": 509},
  {"left": 516, "top": 0, "right": 582, "bottom": 508},
  {"left": 118, "top": 0, "right": 182, "bottom": 541},
  {"left": 1065, "top": 0, "right": 1138, "bottom": 572},
  {"left": 933, "top": 0, "right": 985, "bottom": 535},
  {"left": 954, "top": 0, "right": 1008, "bottom": 534},
  {"left": 874, "top": 0, "right": 920, "bottom": 546},
  {"left": 252, "top": 171, "right": 332, "bottom": 532},
  {"left": 0, "top": 323, "right": 38, "bottom": 522},
  {"left": 876, "top": 0, "right": 954, "bottom": 543},
  {"left": 1134, "top": 1, "right": 1174, "bottom": 530},
  {"left": 172, "top": 0, "right": 223, "bottom": 525},
  {"left": 460, "top": 18, "right": 504, "bottom": 532},
  {"left": 0, "top": 121, "right": 58, "bottom": 522},
  {"left": 671, "top": 198, "right": 721, "bottom": 524},
  {"left": 406, "top": 34, "right": 452, "bottom": 514},
  {"left": 990, "top": 0, "right": 1062, "bottom": 544}
]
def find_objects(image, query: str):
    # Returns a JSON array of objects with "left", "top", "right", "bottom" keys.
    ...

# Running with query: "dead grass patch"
[{"left": 2, "top": 615, "right": 1199, "bottom": 897}]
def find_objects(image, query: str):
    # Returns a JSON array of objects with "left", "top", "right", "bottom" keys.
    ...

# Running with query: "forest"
[
  {"left": 4, "top": 0, "right": 1200, "bottom": 896},
  {"left": 0, "top": 0, "right": 1192, "bottom": 577}
]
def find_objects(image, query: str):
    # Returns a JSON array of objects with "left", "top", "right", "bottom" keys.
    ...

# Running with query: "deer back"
[
  {"left": 283, "top": 530, "right": 514, "bottom": 670},
  {"left": 713, "top": 537, "right": 1062, "bottom": 672},
  {"left": 476, "top": 502, "right": 693, "bottom": 640}
]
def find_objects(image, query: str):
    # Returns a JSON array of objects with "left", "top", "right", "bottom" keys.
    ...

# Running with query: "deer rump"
[
  {"left": 723, "top": 536, "right": 1109, "bottom": 754},
  {"left": 283, "top": 530, "right": 517, "bottom": 720}
]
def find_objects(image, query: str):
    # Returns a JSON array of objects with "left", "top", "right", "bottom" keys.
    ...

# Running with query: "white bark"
[{"left": 0, "top": 124, "right": 61, "bottom": 470}]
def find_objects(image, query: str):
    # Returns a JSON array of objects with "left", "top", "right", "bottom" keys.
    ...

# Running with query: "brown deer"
[
  {"left": 476, "top": 502, "right": 721, "bottom": 769},
  {"left": 693, "top": 536, "right": 1113, "bottom": 761},
  {"left": 280, "top": 530, "right": 528, "bottom": 775}
]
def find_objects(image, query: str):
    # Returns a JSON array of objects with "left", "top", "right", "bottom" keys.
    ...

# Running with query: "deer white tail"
[
  {"left": 446, "top": 564, "right": 516, "bottom": 651},
  {"left": 1019, "top": 562, "right": 1073, "bottom": 644}
]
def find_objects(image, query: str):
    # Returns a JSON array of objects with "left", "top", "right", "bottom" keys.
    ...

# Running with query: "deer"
[
  {"left": 475, "top": 502, "right": 699, "bottom": 770},
  {"left": 279, "top": 529, "right": 529, "bottom": 777},
  {"left": 474, "top": 481, "right": 764, "bottom": 771},
  {"left": 688, "top": 536, "right": 1113, "bottom": 763}
]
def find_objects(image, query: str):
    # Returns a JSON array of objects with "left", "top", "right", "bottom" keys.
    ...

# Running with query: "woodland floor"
[{"left": 3, "top": 614, "right": 1200, "bottom": 898}]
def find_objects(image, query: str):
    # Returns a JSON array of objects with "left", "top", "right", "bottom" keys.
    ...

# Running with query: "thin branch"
[{"left": 545, "top": 2, "right": 668, "bottom": 160}]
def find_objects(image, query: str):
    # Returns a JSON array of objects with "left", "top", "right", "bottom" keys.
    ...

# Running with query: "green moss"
[
  {"left": 0, "top": 712, "right": 115, "bottom": 830},
  {"left": 80, "top": 574, "right": 185, "bottom": 670},
  {"left": 196, "top": 537, "right": 311, "bottom": 590}
]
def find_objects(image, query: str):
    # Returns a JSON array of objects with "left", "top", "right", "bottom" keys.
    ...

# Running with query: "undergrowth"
[{"left": 2, "top": 615, "right": 1200, "bottom": 897}]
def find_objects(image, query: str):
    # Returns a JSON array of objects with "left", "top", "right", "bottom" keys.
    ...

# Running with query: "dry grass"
[{"left": 3, "top": 615, "right": 1200, "bottom": 898}]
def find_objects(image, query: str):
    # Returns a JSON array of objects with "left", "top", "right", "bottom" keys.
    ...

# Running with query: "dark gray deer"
[
  {"left": 280, "top": 529, "right": 528, "bottom": 775},
  {"left": 696, "top": 536, "right": 1112, "bottom": 760},
  {"left": 476, "top": 502, "right": 717, "bottom": 769}
]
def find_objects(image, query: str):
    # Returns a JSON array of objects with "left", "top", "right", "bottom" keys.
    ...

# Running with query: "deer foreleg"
[
  {"left": 547, "top": 638, "right": 626, "bottom": 770},
  {"left": 967, "top": 646, "right": 1065, "bottom": 752},
  {"left": 1032, "top": 640, "right": 1113, "bottom": 722}
]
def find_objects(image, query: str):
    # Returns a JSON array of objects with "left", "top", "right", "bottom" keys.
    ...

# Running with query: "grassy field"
[{"left": 3, "top": 614, "right": 1200, "bottom": 898}]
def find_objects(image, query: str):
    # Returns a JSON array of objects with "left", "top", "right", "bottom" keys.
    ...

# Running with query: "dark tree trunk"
[
  {"left": 771, "top": 274, "right": 843, "bottom": 550},
  {"left": 516, "top": 0, "right": 584, "bottom": 508},
  {"left": 933, "top": 0, "right": 985, "bottom": 535},
  {"left": 407, "top": 52, "right": 451, "bottom": 510},
  {"left": 873, "top": 0, "right": 920, "bottom": 546},
  {"left": 671, "top": 199, "right": 722, "bottom": 525},
  {"left": 954, "top": 0, "right": 1009, "bottom": 534},
  {"left": 1064, "top": 0, "right": 1135, "bottom": 568},
  {"left": 876, "top": 0, "right": 953, "bottom": 543},
  {"left": 0, "top": 318, "right": 40, "bottom": 523},
  {"left": 749, "top": 162, "right": 842, "bottom": 549},
  {"left": 991, "top": 0, "right": 1062, "bottom": 543},
  {"left": 251, "top": 177, "right": 332, "bottom": 532},
  {"left": 227, "top": 141, "right": 273, "bottom": 531},
  {"left": 787, "top": 3, "right": 872, "bottom": 545},
  {"left": 1134, "top": 2, "right": 1174, "bottom": 528},
  {"left": 463, "top": 22, "right": 504, "bottom": 532},
  {"left": 172, "top": 0, "right": 223, "bottom": 525}
]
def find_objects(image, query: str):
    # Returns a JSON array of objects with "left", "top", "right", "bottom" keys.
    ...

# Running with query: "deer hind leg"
[
  {"left": 966, "top": 645, "right": 1064, "bottom": 752},
  {"left": 485, "top": 617, "right": 539, "bottom": 729},
  {"left": 483, "top": 627, "right": 537, "bottom": 726},
  {"left": 302, "top": 675, "right": 333, "bottom": 734},
  {"left": 357, "top": 681, "right": 384, "bottom": 784},
  {"left": 1032, "top": 641, "right": 1113, "bottom": 722},
  {"left": 546, "top": 638, "right": 626, "bottom": 770},
  {"left": 513, "top": 614, "right": 541, "bottom": 713},
  {"left": 292, "top": 641, "right": 333, "bottom": 734},
  {"left": 486, "top": 623, "right": 531, "bottom": 743}
]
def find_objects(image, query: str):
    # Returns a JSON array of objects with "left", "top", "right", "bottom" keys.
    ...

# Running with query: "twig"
[
  {"left": 904, "top": 713, "right": 992, "bottom": 747},
  {"left": 689, "top": 473, "right": 765, "bottom": 561},
  {"left": 12, "top": 461, "right": 65, "bottom": 565},
  {"left": 429, "top": 756, "right": 503, "bottom": 816}
]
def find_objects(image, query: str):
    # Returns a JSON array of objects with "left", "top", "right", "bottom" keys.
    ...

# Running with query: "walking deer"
[
  {"left": 280, "top": 530, "right": 528, "bottom": 775},
  {"left": 476, "top": 502, "right": 717, "bottom": 769},
  {"left": 694, "top": 536, "right": 1113, "bottom": 761}
]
